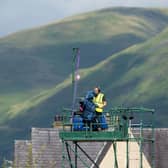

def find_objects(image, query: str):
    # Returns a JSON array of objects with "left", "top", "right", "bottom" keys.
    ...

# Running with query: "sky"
[{"left": 1, "top": 0, "right": 168, "bottom": 37}]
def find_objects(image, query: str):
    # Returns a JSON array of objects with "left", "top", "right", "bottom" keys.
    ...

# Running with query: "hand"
[{"left": 98, "top": 104, "right": 104, "bottom": 108}]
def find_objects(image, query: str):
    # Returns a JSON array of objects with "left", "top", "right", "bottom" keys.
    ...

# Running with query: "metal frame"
[
  {"left": 59, "top": 107, "right": 155, "bottom": 168},
  {"left": 59, "top": 49, "right": 155, "bottom": 168},
  {"left": 72, "top": 48, "right": 80, "bottom": 116},
  {"left": 61, "top": 140, "right": 99, "bottom": 168}
]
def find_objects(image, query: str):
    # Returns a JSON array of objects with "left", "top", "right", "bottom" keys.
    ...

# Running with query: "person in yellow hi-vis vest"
[{"left": 93, "top": 86, "right": 107, "bottom": 130}]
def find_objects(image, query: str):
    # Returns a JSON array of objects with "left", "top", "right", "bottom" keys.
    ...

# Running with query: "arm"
[{"left": 99, "top": 95, "right": 107, "bottom": 108}]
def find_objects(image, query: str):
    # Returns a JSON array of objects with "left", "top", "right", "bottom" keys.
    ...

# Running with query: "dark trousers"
[{"left": 95, "top": 112, "right": 103, "bottom": 129}]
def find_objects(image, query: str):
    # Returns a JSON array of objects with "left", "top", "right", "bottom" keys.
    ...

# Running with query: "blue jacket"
[{"left": 82, "top": 91, "right": 96, "bottom": 121}]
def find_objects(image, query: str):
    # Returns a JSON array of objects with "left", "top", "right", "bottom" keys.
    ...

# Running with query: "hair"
[{"left": 94, "top": 86, "right": 101, "bottom": 92}]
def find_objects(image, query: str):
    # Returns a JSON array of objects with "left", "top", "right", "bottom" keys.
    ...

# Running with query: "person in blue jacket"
[{"left": 82, "top": 90, "right": 97, "bottom": 130}]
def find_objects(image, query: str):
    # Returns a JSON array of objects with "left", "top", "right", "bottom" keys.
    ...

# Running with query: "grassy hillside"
[
  {"left": 1, "top": 7, "right": 168, "bottom": 162},
  {"left": 1, "top": 7, "right": 168, "bottom": 124},
  {"left": 6, "top": 26, "right": 168, "bottom": 127}
]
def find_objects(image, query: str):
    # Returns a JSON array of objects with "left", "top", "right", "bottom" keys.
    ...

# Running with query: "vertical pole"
[
  {"left": 72, "top": 48, "right": 76, "bottom": 115},
  {"left": 75, "top": 141, "right": 77, "bottom": 168},
  {"left": 72, "top": 48, "right": 80, "bottom": 117},
  {"left": 62, "top": 141, "right": 65, "bottom": 168},
  {"left": 126, "top": 139, "right": 129, "bottom": 168},
  {"left": 113, "top": 142, "right": 118, "bottom": 168},
  {"left": 126, "top": 118, "right": 132, "bottom": 168},
  {"left": 151, "top": 111, "right": 155, "bottom": 168},
  {"left": 139, "top": 120, "right": 143, "bottom": 168}
]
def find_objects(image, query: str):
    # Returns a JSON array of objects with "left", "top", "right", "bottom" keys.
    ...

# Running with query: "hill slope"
[
  {"left": 0, "top": 7, "right": 168, "bottom": 125},
  {"left": 1, "top": 7, "right": 168, "bottom": 162},
  {"left": 7, "top": 25, "right": 168, "bottom": 127}
]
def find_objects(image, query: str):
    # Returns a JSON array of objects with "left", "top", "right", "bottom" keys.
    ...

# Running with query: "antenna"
[{"left": 72, "top": 48, "right": 80, "bottom": 116}]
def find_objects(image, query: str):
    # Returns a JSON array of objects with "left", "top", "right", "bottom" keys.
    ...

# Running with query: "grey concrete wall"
[
  {"left": 154, "top": 129, "right": 168, "bottom": 168},
  {"left": 31, "top": 128, "right": 59, "bottom": 168},
  {"left": 132, "top": 128, "right": 168, "bottom": 168},
  {"left": 14, "top": 128, "right": 168, "bottom": 168},
  {"left": 31, "top": 128, "right": 105, "bottom": 168},
  {"left": 14, "top": 140, "right": 32, "bottom": 168}
]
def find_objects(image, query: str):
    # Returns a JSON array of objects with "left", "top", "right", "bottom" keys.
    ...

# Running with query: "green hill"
[
  {"left": 6, "top": 25, "right": 168, "bottom": 127},
  {"left": 1, "top": 7, "right": 168, "bottom": 123},
  {"left": 0, "top": 7, "right": 168, "bottom": 162}
]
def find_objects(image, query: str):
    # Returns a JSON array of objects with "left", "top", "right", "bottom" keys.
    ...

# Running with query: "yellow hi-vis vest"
[{"left": 93, "top": 93, "right": 104, "bottom": 113}]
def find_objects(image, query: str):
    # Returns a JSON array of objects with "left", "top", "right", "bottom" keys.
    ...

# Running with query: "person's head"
[
  {"left": 94, "top": 86, "right": 101, "bottom": 96},
  {"left": 85, "top": 90, "right": 94, "bottom": 100}
]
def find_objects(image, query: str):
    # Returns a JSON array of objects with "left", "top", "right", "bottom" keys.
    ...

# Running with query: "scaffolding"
[
  {"left": 58, "top": 49, "right": 155, "bottom": 167},
  {"left": 59, "top": 107, "right": 155, "bottom": 168}
]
